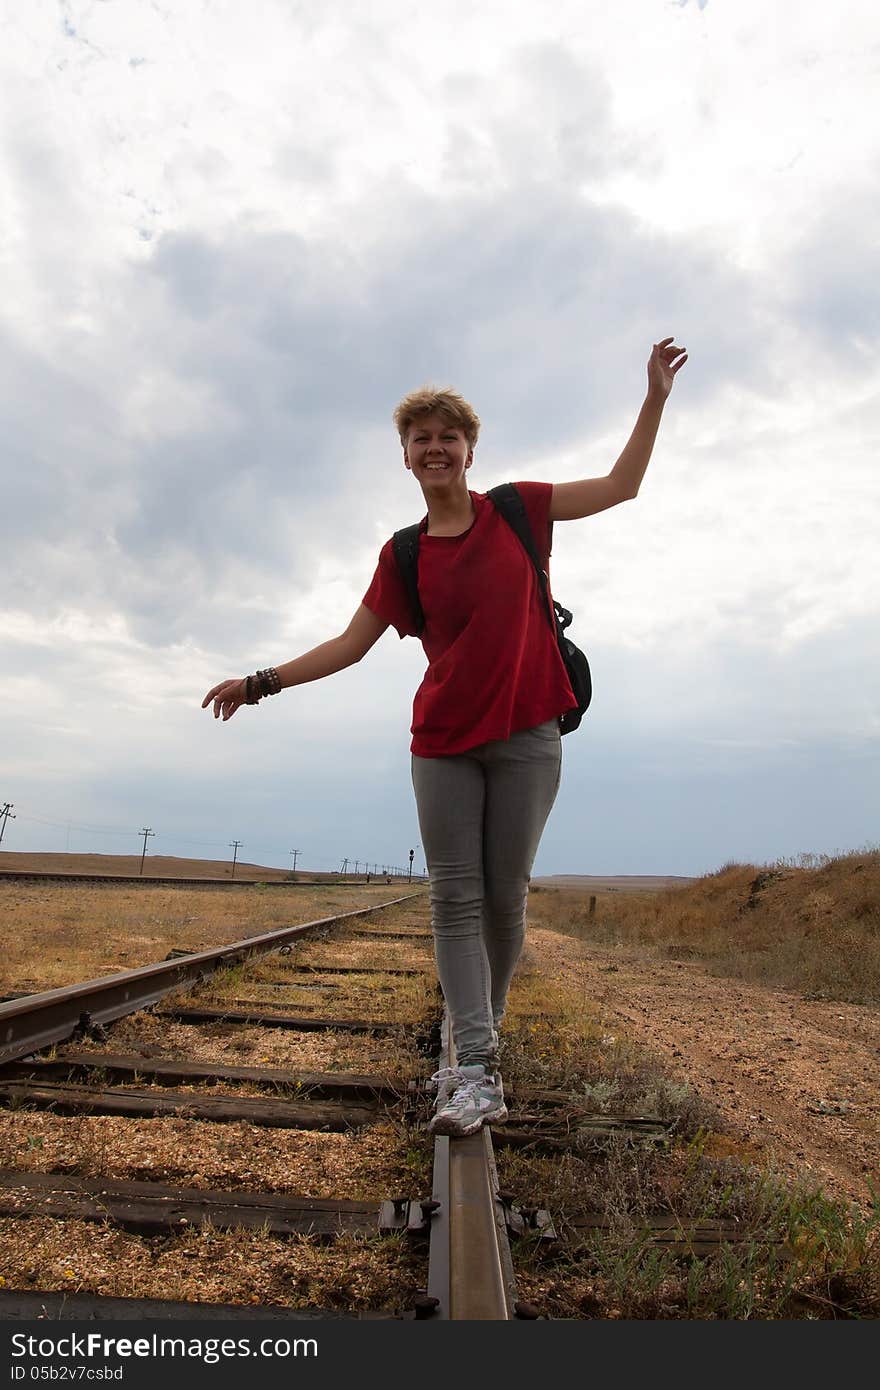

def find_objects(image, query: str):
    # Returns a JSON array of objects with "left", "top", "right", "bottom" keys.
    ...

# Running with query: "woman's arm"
[
  {"left": 202, "top": 603, "right": 389, "bottom": 722},
  {"left": 549, "top": 338, "right": 687, "bottom": 522}
]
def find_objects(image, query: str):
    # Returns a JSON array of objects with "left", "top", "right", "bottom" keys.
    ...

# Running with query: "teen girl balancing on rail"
[{"left": 202, "top": 337, "right": 688, "bottom": 1137}]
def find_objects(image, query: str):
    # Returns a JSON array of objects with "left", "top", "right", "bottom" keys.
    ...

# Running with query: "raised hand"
[
  {"left": 647, "top": 337, "right": 688, "bottom": 400},
  {"left": 202, "top": 678, "right": 248, "bottom": 721}
]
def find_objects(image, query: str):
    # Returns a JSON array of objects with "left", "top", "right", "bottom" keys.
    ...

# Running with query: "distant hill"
[
  {"left": 532, "top": 874, "right": 697, "bottom": 892},
  {"left": 0, "top": 851, "right": 321, "bottom": 881},
  {"left": 0, "top": 853, "right": 693, "bottom": 889}
]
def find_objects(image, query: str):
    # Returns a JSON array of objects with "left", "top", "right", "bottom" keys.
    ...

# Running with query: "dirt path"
[{"left": 532, "top": 928, "right": 880, "bottom": 1214}]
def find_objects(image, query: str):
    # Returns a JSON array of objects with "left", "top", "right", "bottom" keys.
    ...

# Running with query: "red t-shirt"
[{"left": 362, "top": 481, "right": 577, "bottom": 756}]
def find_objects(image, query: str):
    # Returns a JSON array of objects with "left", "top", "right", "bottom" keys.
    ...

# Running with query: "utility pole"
[
  {"left": 341, "top": 858, "right": 348, "bottom": 875},
  {"left": 230, "top": 840, "right": 242, "bottom": 879},
  {"left": 138, "top": 827, "right": 155, "bottom": 875},
  {"left": 289, "top": 848, "right": 300, "bottom": 874},
  {"left": 0, "top": 803, "right": 15, "bottom": 846}
]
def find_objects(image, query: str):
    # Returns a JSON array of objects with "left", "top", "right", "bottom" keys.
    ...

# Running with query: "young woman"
[{"left": 202, "top": 337, "right": 688, "bottom": 1137}]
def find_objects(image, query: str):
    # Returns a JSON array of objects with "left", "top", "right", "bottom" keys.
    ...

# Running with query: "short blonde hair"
[{"left": 393, "top": 385, "right": 481, "bottom": 450}]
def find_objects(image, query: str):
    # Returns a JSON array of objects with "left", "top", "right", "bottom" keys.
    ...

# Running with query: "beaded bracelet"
[
  {"left": 244, "top": 668, "right": 281, "bottom": 705},
  {"left": 256, "top": 667, "right": 282, "bottom": 697}
]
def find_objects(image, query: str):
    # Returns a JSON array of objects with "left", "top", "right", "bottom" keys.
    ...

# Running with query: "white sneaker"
[
  {"left": 427, "top": 1065, "right": 467, "bottom": 1107},
  {"left": 428, "top": 1064, "right": 508, "bottom": 1137}
]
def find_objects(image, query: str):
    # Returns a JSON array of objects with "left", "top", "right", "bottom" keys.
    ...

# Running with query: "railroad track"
[
  {"left": 0, "top": 893, "right": 547, "bottom": 1321},
  {"left": 0, "top": 870, "right": 392, "bottom": 889},
  {"left": 0, "top": 889, "right": 780, "bottom": 1324}
]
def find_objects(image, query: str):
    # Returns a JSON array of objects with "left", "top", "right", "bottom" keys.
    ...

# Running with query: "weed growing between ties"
[
  {"left": 527, "top": 848, "right": 880, "bottom": 1005},
  {"left": 522, "top": 1171, "right": 880, "bottom": 1320},
  {"left": 497, "top": 967, "right": 880, "bottom": 1319},
  {"left": 190, "top": 952, "right": 439, "bottom": 1025}
]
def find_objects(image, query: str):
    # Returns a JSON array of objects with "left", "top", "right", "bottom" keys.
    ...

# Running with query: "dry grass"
[
  {"left": 0, "top": 882, "right": 427, "bottom": 995},
  {"left": 0, "top": 1111, "right": 421, "bottom": 1200},
  {"left": 60, "top": 1011, "right": 426, "bottom": 1074},
  {"left": 194, "top": 953, "right": 439, "bottom": 1024},
  {"left": 0, "top": 1219, "right": 426, "bottom": 1312},
  {"left": 528, "top": 848, "right": 880, "bottom": 1005},
  {"left": 499, "top": 942, "right": 880, "bottom": 1320},
  {"left": 505, "top": 954, "right": 720, "bottom": 1142}
]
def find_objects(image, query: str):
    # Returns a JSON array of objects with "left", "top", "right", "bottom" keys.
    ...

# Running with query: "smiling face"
[{"left": 403, "top": 412, "right": 473, "bottom": 492}]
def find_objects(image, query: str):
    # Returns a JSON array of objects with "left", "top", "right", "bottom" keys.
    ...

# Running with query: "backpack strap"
[
  {"left": 392, "top": 522, "right": 425, "bottom": 636},
  {"left": 487, "top": 483, "right": 558, "bottom": 633}
]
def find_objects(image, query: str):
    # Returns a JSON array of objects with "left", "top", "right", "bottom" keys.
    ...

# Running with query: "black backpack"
[{"left": 392, "top": 482, "right": 591, "bottom": 734}]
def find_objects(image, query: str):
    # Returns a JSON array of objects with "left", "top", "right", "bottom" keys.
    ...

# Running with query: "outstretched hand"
[
  {"left": 202, "top": 678, "right": 248, "bottom": 721},
  {"left": 647, "top": 337, "right": 688, "bottom": 400}
]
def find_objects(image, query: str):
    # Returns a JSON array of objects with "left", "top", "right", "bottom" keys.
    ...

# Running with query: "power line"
[
  {"left": 7, "top": 799, "right": 425, "bottom": 880},
  {"left": 16, "top": 813, "right": 135, "bottom": 837}
]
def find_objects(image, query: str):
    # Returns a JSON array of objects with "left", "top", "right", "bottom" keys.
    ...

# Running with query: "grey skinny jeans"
[{"left": 411, "top": 719, "right": 562, "bottom": 1070}]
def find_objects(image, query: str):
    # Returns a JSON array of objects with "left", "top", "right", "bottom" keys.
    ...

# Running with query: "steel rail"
[
  {"left": 424, "top": 1017, "right": 518, "bottom": 1320},
  {"left": 0, "top": 893, "right": 420, "bottom": 1066}
]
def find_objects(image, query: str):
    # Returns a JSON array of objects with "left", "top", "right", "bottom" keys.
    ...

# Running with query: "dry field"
[
  {"left": 533, "top": 874, "right": 696, "bottom": 892},
  {"left": 0, "top": 878, "right": 425, "bottom": 995},
  {"left": 0, "top": 851, "right": 377, "bottom": 881},
  {"left": 1, "top": 851, "right": 294, "bottom": 880},
  {"left": 528, "top": 849, "right": 880, "bottom": 1005}
]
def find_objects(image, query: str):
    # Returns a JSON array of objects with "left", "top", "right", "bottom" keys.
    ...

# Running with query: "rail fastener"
[
  {"left": 495, "top": 1191, "right": 557, "bottom": 1242},
  {"left": 378, "top": 1197, "right": 443, "bottom": 1238},
  {"left": 379, "top": 1193, "right": 554, "bottom": 1243}
]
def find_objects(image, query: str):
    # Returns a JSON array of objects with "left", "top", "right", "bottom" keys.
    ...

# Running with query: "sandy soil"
[{"left": 532, "top": 928, "right": 880, "bottom": 1214}]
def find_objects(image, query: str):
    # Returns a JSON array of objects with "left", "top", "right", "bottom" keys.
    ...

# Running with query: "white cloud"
[{"left": 2, "top": 1, "right": 878, "bottom": 873}]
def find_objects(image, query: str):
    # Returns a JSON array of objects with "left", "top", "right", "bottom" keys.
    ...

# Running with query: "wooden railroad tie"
[
  {"left": 158, "top": 1006, "right": 404, "bottom": 1033},
  {"left": 347, "top": 928, "right": 432, "bottom": 940},
  {"left": 0, "top": 1079, "right": 383, "bottom": 1131},
  {"left": 490, "top": 1114, "right": 672, "bottom": 1152},
  {"left": 0, "top": 1171, "right": 380, "bottom": 1239},
  {"left": 564, "top": 1212, "right": 791, "bottom": 1260},
  {"left": 282, "top": 965, "right": 433, "bottom": 976},
  {"left": 0, "top": 1290, "right": 397, "bottom": 1320},
  {"left": 0, "top": 1171, "right": 791, "bottom": 1262},
  {"left": 1, "top": 1052, "right": 405, "bottom": 1102}
]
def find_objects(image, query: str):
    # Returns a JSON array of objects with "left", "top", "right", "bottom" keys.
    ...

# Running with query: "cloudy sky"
[{"left": 2, "top": 0, "right": 877, "bottom": 877}]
